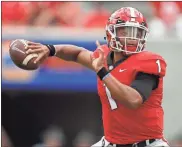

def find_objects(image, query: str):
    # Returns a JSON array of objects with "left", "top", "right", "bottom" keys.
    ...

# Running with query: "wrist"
[
  {"left": 44, "top": 44, "right": 56, "bottom": 56},
  {"left": 95, "top": 66, "right": 103, "bottom": 73},
  {"left": 97, "top": 67, "right": 110, "bottom": 80}
]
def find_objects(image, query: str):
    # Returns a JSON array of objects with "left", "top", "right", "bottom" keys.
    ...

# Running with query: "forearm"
[
  {"left": 54, "top": 44, "right": 93, "bottom": 70},
  {"left": 54, "top": 44, "right": 85, "bottom": 61},
  {"left": 103, "top": 74, "right": 142, "bottom": 109}
]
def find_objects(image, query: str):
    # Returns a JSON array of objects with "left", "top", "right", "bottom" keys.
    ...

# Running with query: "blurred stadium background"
[{"left": 1, "top": 1, "right": 182, "bottom": 147}]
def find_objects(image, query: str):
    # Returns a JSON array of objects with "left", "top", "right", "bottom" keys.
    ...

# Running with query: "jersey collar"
[{"left": 107, "top": 51, "right": 128, "bottom": 71}]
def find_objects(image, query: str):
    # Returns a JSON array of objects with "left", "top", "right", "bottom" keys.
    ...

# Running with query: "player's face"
[{"left": 115, "top": 26, "right": 144, "bottom": 46}]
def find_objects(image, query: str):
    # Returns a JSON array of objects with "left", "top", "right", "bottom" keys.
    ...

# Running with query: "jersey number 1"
[
  {"left": 105, "top": 86, "right": 118, "bottom": 110},
  {"left": 156, "top": 59, "right": 161, "bottom": 73}
]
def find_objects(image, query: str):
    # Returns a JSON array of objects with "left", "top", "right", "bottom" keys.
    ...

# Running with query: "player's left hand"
[{"left": 91, "top": 40, "right": 105, "bottom": 73}]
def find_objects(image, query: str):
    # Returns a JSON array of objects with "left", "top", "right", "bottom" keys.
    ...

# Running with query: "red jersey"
[{"left": 95, "top": 45, "right": 167, "bottom": 144}]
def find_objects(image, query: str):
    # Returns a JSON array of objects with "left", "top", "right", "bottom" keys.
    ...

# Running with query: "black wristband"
[
  {"left": 45, "top": 44, "right": 56, "bottom": 56},
  {"left": 97, "top": 67, "right": 110, "bottom": 80}
]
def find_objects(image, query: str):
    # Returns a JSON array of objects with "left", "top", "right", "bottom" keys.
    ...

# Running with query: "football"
[{"left": 9, "top": 39, "right": 39, "bottom": 70}]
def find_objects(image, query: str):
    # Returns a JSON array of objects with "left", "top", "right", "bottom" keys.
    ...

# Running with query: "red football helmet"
[{"left": 105, "top": 7, "right": 149, "bottom": 54}]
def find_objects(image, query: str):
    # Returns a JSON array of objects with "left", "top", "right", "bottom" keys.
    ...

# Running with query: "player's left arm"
[{"left": 102, "top": 57, "right": 166, "bottom": 109}]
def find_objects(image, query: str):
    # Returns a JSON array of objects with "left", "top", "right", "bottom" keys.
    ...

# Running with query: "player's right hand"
[{"left": 25, "top": 41, "right": 50, "bottom": 64}]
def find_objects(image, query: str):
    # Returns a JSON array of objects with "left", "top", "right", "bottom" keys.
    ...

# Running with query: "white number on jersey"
[
  {"left": 105, "top": 86, "right": 118, "bottom": 110},
  {"left": 156, "top": 59, "right": 161, "bottom": 73}
]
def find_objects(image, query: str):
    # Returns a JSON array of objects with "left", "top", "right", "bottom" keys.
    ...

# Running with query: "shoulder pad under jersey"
[{"left": 134, "top": 51, "right": 167, "bottom": 77}]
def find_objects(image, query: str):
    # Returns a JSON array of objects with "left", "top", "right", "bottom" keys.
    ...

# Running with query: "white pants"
[{"left": 91, "top": 136, "right": 170, "bottom": 147}]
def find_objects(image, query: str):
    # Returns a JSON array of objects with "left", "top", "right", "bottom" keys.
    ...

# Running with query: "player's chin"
[{"left": 125, "top": 46, "right": 138, "bottom": 53}]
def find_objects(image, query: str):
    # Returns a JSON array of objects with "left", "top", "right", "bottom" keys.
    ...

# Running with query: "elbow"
[
  {"left": 116, "top": 95, "right": 143, "bottom": 109},
  {"left": 127, "top": 89, "right": 143, "bottom": 109},
  {"left": 128, "top": 97, "right": 143, "bottom": 109}
]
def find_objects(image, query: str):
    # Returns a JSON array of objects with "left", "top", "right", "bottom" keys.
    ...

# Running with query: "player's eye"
[
  {"left": 137, "top": 31, "right": 142, "bottom": 38},
  {"left": 137, "top": 28, "right": 146, "bottom": 39},
  {"left": 116, "top": 27, "right": 127, "bottom": 37}
]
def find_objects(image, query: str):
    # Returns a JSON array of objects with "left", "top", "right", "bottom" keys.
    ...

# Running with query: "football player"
[{"left": 25, "top": 7, "right": 170, "bottom": 147}]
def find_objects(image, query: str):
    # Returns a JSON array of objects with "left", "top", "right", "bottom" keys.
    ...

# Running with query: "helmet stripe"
[{"left": 129, "top": 7, "right": 136, "bottom": 17}]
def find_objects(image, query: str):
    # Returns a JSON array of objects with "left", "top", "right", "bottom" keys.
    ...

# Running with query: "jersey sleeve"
[{"left": 136, "top": 57, "right": 167, "bottom": 77}]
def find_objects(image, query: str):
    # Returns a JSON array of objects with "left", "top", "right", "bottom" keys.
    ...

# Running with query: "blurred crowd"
[
  {"left": 33, "top": 126, "right": 96, "bottom": 147},
  {"left": 2, "top": 1, "right": 182, "bottom": 38},
  {"left": 149, "top": 1, "right": 182, "bottom": 39},
  {"left": 2, "top": 2, "right": 110, "bottom": 28},
  {"left": 2, "top": 125, "right": 96, "bottom": 147}
]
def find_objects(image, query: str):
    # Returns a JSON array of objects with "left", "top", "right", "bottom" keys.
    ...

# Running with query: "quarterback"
[{"left": 25, "top": 7, "right": 169, "bottom": 147}]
